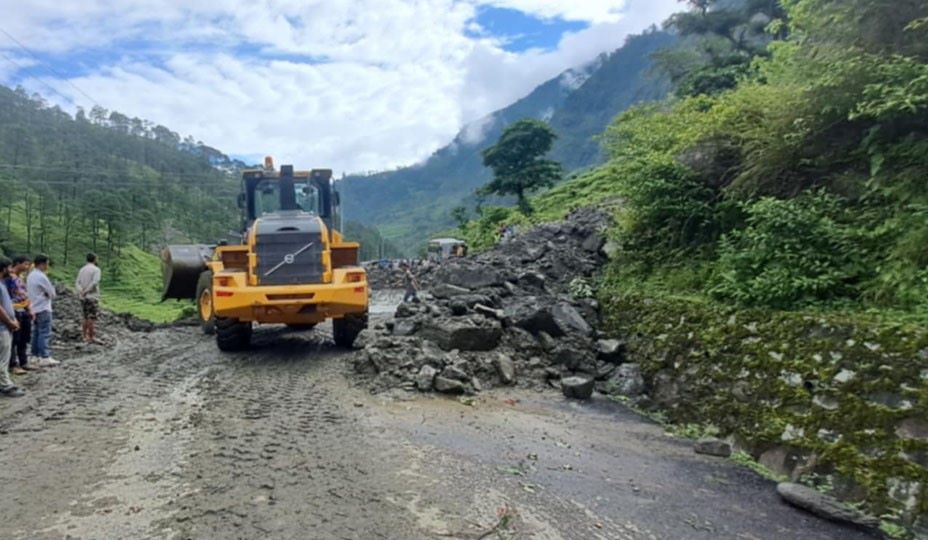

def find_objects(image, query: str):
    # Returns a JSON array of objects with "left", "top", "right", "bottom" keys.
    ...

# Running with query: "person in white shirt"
[
  {"left": 75, "top": 253, "right": 102, "bottom": 344},
  {"left": 26, "top": 254, "right": 57, "bottom": 367}
]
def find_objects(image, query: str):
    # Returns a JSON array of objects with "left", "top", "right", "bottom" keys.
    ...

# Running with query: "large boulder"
[
  {"left": 776, "top": 483, "right": 879, "bottom": 530},
  {"left": 415, "top": 365, "right": 438, "bottom": 391},
  {"left": 517, "top": 272, "right": 547, "bottom": 290},
  {"left": 434, "top": 376, "right": 466, "bottom": 394},
  {"left": 418, "top": 319, "right": 502, "bottom": 351},
  {"left": 553, "top": 343, "right": 597, "bottom": 374},
  {"left": 393, "top": 319, "right": 419, "bottom": 337},
  {"left": 505, "top": 298, "right": 560, "bottom": 336},
  {"left": 395, "top": 302, "right": 423, "bottom": 319},
  {"left": 552, "top": 303, "right": 593, "bottom": 337},
  {"left": 431, "top": 283, "right": 471, "bottom": 299},
  {"left": 604, "top": 363, "right": 645, "bottom": 397},
  {"left": 595, "top": 339, "right": 625, "bottom": 363},
  {"left": 561, "top": 376, "right": 595, "bottom": 400},
  {"left": 694, "top": 438, "right": 732, "bottom": 458},
  {"left": 449, "top": 300, "right": 468, "bottom": 316},
  {"left": 581, "top": 233, "right": 605, "bottom": 253},
  {"left": 441, "top": 365, "right": 470, "bottom": 382},
  {"left": 495, "top": 355, "right": 515, "bottom": 385},
  {"left": 438, "top": 266, "right": 503, "bottom": 290}
]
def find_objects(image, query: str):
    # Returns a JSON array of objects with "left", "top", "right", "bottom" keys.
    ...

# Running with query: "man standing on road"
[
  {"left": 76, "top": 253, "right": 102, "bottom": 344},
  {"left": 27, "top": 254, "right": 57, "bottom": 367},
  {"left": 402, "top": 264, "right": 420, "bottom": 303},
  {"left": 0, "top": 257, "right": 26, "bottom": 397},
  {"left": 4, "top": 256, "right": 37, "bottom": 374}
]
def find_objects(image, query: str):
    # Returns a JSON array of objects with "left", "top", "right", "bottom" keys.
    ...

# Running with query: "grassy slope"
[{"left": 1, "top": 200, "right": 190, "bottom": 323}]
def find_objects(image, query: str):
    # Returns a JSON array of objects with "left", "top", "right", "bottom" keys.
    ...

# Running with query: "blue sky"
[
  {"left": 0, "top": 0, "right": 679, "bottom": 173},
  {"left": 470, "top": 7, "right": 590, "bottom": 52}
]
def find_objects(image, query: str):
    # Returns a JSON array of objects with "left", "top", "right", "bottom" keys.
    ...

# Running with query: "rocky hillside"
[
  {"left": 338, "top": 30, "right": 675, "bottom": 252},
  {"left": 352, "top": 208, "right": 615, "bottom": 395}
]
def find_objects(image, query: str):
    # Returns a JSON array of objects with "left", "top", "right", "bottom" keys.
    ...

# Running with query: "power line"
[
  {"left": 0, "top": 51, "right": 80, "bottom": 109},
  {"left": 0, "top": 162, "right": 239, "bottom": 181},
  {"left": 0, "top": 26, "right": 102, "bottom": 108}
]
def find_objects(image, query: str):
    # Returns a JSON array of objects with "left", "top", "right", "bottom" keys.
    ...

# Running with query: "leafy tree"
[
  {"left": 450, "top": 206, "right": 469, "bottom": 230},
  {"left": 480, "top": 119, "right": 562, "bottom": 214},
  {"left": 660, "top": 0, "right": 786, "bottom": 96}
]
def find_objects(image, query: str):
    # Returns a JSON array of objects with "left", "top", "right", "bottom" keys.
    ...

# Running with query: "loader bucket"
[{"left": 161, "top": 244, "right": 215, "bottom": 300}]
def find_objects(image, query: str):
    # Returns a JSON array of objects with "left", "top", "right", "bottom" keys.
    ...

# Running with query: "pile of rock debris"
[
  {"left": 352, "top": 208, "right": 645, "bottom": 400},
  {"left": 49, "top": 285, "right": 163, "bottom": 358}
]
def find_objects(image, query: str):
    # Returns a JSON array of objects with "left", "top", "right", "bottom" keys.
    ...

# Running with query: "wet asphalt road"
[{"left": 0, "top": 321, "right": 877, "bottom": 539}]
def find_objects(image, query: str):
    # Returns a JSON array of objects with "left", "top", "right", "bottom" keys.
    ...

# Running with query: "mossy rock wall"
[{"left": 602, "top": 293, "right": 928, "bottom": 526}]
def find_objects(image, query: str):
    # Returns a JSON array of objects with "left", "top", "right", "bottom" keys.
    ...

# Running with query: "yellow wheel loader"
[{"left": 162, "top": 157, "right": 368, "bottom": 351}]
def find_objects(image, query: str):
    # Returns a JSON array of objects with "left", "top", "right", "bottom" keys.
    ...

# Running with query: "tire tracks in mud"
[
  {"left": 0, "top": 315, "right": 877, "bottom": 540},
  {"left": 154, "top": 326, "right": 423, "bottom": 539},
  {"left": 0, "top": 328, "right": 217, "bottom": 539}
]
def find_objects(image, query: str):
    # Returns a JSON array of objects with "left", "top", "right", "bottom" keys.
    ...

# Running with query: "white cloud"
[
  {"left": 480, "top": 0, "right": 630, "bottom": 23},
  {"left": 0, "top": 0, "right": 679, "bottom": 174}
]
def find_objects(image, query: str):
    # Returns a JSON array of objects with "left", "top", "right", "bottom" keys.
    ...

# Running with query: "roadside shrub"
[
  {"left": 708, "top": 192, "right": 868, "bottom": 308},
  {"left": 459, "top": 206, "right": 530, "bottom": 253}
]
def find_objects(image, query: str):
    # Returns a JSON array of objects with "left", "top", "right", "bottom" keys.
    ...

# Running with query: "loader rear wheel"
[
  {"left": 333, "top": 312, "right": 367, "bottom": 348},
  {"left": 196, "top": 271, "right": 216, "bottom": 335},
  {"left": 216, "top": 317, "right": 252, "bottom": 352}
]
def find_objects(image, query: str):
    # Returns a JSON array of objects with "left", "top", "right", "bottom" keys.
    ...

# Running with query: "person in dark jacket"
[
  {"left": 0, "top": 257, "right": 25, "bottom": 397},
  {"left": 3, "top": 256, "right": 37, "bottom": 373}
]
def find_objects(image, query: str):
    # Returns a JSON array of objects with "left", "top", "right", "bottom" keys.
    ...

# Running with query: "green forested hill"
[
  {"left": 0, "top": 85, "right": 404, "bottom": 319},
  {"left": 338, "top": 30, "right": 676, "bottom": 253},
  {"left": 0, "top": 85, "right": 246, "bottom": 319}
]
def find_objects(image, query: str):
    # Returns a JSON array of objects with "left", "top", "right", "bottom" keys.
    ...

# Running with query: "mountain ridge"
[{"left": 338, "top": 29, "right": 676, "bottom": 253}]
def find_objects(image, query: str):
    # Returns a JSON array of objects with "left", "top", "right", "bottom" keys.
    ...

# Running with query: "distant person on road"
[
  {"left": 26, "top": 254, "right": 57, "bottom": 367},
  {"left": 402, "top": 264, "right": 420, "bottom": 303},
  {"left": 0, "top": 257, "right": 25, "bottom": 397},
  {"left": 76, "top": 253, "right": 102, "bottom": 344},
  {"left": 4, "top": 255, "right": 37, "bottom": 374}
]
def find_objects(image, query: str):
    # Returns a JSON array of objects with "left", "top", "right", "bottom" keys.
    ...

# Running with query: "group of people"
[{"left": 0, "top": 253, "right": 102, "bottom": 398}]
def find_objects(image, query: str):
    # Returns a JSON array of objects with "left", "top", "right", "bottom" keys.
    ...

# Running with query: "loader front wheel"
[
  {"left": 195, "top": 271, "right": 216, "bottom": 335},
  {"left": 216, "top": 317, "right": 252, "bottom": 352},
  {"left": 333, "top": 312, "right": 367, "bottom": 348}
]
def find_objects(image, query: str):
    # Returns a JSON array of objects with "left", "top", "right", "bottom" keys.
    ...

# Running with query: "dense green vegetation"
[
  {"left": 457, "top": 1, "right": 928, "bottom": 526},
  {"left": 342, "top": 220, "right": 403, "bottom": 261},
  {"left": 0, "top": 86, "right": 247, "bottom": 320},
  {"left": 339, "top": 30, "right": 675, "bottom": 252},
  {"left": 469, "top": 0, "right": 928, "bottom": 319}
]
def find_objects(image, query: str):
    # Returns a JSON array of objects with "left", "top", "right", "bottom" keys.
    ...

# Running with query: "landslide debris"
[
  {"left": 353, "top": 208, "right": 633, "bottom": 397},
  {"left": 49, "top": 285, "right": 166, "bottom": 358}
]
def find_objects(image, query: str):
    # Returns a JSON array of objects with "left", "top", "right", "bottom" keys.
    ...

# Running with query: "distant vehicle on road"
[{"left": 427, "top": 238, "right": 467, "bottom": 261}]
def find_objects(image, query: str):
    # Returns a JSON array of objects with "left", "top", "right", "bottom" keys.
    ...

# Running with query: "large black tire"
[
  {"left": 216, "top": 317, "right": 252, "bottom": 352},
  {"left": 195, "top": 271, "right": 216, "bottom": 335},
  {"left": 333, "top": 312, "right": 367, "bottom": 348}
]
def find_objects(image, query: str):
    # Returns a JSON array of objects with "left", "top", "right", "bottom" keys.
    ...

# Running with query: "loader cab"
[{"left": 239, "top": 163, "right": 337, "bottom": 234}]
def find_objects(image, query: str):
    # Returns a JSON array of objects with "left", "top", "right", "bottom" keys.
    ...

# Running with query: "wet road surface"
[{"left": 0, "top": 323, "right": 876, "bottom": 539}]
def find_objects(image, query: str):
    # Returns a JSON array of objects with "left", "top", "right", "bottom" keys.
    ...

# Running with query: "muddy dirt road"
[{"left": 0, "top": 321, "right": 874, "bottom": 539}]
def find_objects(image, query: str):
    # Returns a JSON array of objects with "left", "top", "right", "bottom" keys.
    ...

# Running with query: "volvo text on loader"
[{"left": 161, "top": 157, "right": 369, "bottom": 351}]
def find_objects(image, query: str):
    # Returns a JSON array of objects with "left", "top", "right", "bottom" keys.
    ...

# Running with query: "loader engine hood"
[{"left": 253, "top": 212, "right": 326, "bottom": 286}]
